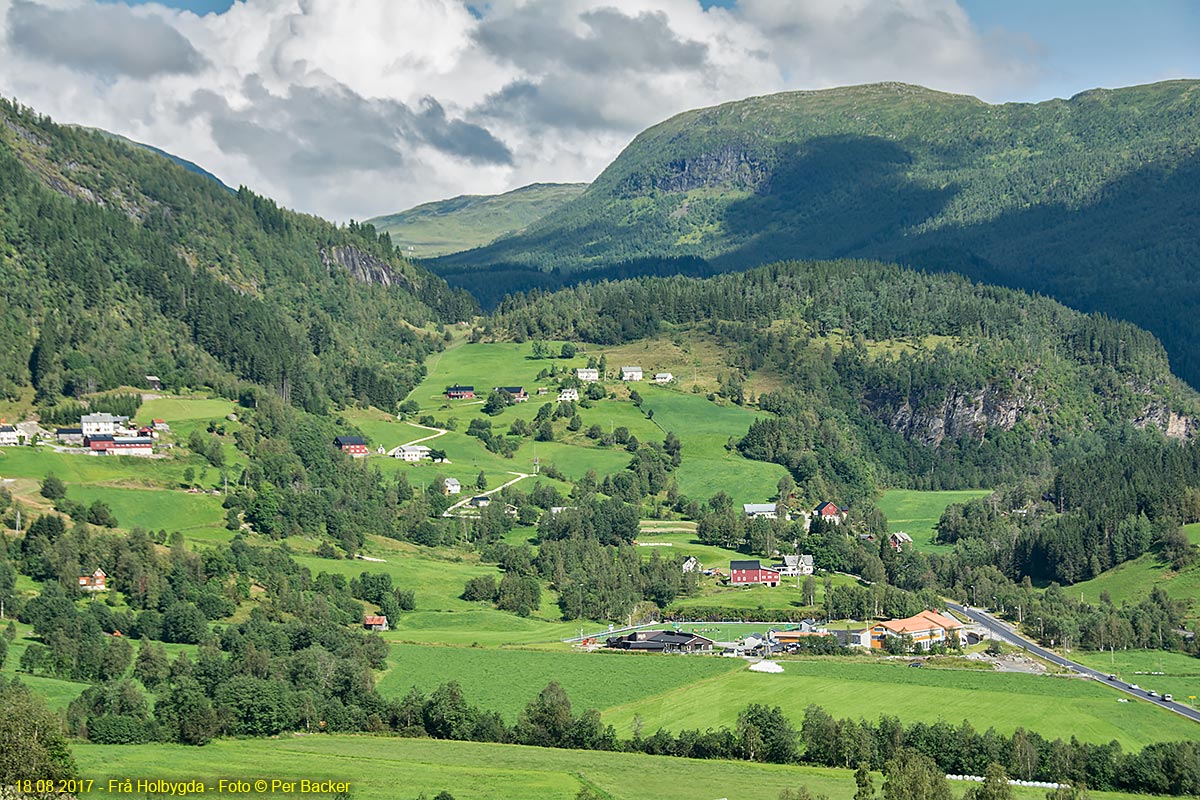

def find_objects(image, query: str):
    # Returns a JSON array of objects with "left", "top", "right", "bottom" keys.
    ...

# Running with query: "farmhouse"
[
  {"left": 55, "top": 427, "right": 84, "bottom": 445},
  {"left": 497, "top": 386, "right": 529, "bottom": 402},
  {"left": 446, "top": 385, "right": 476, "bottom": 399},
  {"left": 888, "top": 531, "right": 914, "bottom": 551},
  {"left": 729, "top": 559, "right": 781, "bottom": 587},
  {"left": 0, "top": 424, "right": 18, "bottom": 446},
  {"left": 87, "top": 435, "right": 153, "bottom": 456},
  {"left": 470, "top": 495, "right": 491, "bottom": 508},
  {"left": 653, "top": 372, "right": 673, "bottom": 384},
  {"left": 442, "top": 477, "right": 462, "bottom": 495},
  {"left": 814, "top": 501, "right": 846, "bottom": 524},
  {"left": 558, "top": 388, "right": 579, "bottom": 402},
  {"left": 620, "top": 366, "right": 643, "bottom": 381},
  {"left": 576, "top": 368, "right": 599, "bottom": 382},
  {"left": 391, "top": 444, "right": 432, "bottom": 462},
  {"left": 334, "top": 435, "right": 369, "bottom": 458},
  {"left": 868, "top": 609, "right": 962, "bottom": 650},
  {"left": 682, "top": 555, "right": 701, "bottom": 573},
  {"left": 606, "top": 630, "right": 714, "bottom": 653},
  {"left": 78, "top": 568, "right": 107, "bottom": 592},
  {"left": 363, "top": 615, "right": 389, "bottom": 631},
  {"left": 144, "top": 375, "right": 162, "bottom": 390},
  {"left": 743, "top": 503, "right": 778, "bottom": 519},
  {"left": 151, "top": 418, "right": 170, "bottom": 431},
  {"left": 772, "top": 554, "right": 814, "bottom": 576},
  {"left": 536, "top": 387, "right": 550, "bottom": 395},
  {"left": 81, "top": 413, "right": 130, "bottom": 437}
]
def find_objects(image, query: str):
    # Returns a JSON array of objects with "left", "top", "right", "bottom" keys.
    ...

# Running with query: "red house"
[
  {"left": 79, "top": 568, "right": 107, "bottom": 592},
  {"left": 334, "top": 435, "right": 368, "bottom": 457},
  {"left": 729, "top": 559, "right": 781, "bottom": 587},
  {"left": 815, "top": 501, "right": 846, "bottom": 524},
  {"left": 446, "top": 385, "right": 475, "bottom": 399}
]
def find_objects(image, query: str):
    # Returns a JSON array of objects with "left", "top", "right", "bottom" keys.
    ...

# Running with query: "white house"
[
  {"left": 889, "top": 531, "right": 914, "bottom": 552},
  {"left": 443, "top": 477, "right": 461, "bottom": 495},
  {"left": 0, "top": 424, "right": 18, "bottom": 446},
  {"left": 653, "top": 372, "right": 674, "bottom": 384},
  {"left": 682, "top": 555, "right": 701, "bottom": 574},
  {"left": 576, "top": 368, "right": 599, "bottom": 382},
  {"left": 550, "top": 506, "right": 576, "bottom": 515},
  {"left": 773, "top": 554, "right": 814, "bottom": 577},
  {"left": 470, "top": 495, "right": 491, "bottom": 508},
  {"left": 391, "top": 444, "right": 432, "bottom": 462},
  {"left": 620, "top": 366, "right": 643, "bottom": 381},
  {"left": 743, "top": 503, "right": 778, "bottom": 519},
  {"left": 81, "top": 413, "right": 129, "bottom": 437},
  {"left": 558, "top": 388, "right": 579, "bottom": 402}
]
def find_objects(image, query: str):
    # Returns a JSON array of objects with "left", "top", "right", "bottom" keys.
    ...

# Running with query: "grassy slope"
[
  {"left": 877, "top": 489, "right": 994, "bottom": 553},
  {"left": 1072, "top": 649, "right": 1200, "bottom": 708},
  {"left": 73, "top": 736, "right": 1172, "bottom": 800},
  {"left": 1071, "top": 523, "right": 1200, "bottom": 620},
  {"left": 601, "top": 659, "right": 1198, "bottom": 749},
  {"left": 367, "top": 182, "right": 587, "bottom": 257}
]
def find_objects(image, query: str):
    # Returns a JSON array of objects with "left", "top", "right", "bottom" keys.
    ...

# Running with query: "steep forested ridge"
[
  {"left": 491, "top": 260, "right": 1200, "bottom": 501},
  {"left": 0, "top": 99, "right": 475, "bottom": 413},
  {"left": 436, "top": 80, "right": 1200, "bottom": 385}
]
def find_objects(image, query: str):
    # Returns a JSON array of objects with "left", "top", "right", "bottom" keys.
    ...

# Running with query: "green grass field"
[
  {"left": 601, "top": 658, "right": 1198, "bottom": 748},
  {"left": 71, "top": 736, "right": 1173, "bottom": 800},
  {"left": 1071, "top": 523, "right": 1200, "bottom": 619},
  {"left": 378, "top": 643, "right": 741, "bottom": 719},
  {"left": 68, "top": 485, "right": 226, "bottom": 538},
  {"left": 877, "top": 489, "right": 994, "bottom": 552}
]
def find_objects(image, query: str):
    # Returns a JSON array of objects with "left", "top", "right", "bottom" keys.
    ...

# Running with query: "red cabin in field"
[
  {"left": 815, "top": 501, "right": 846, "bottom": 524},
  {"left": 446, "top": 385, "right": 475, "bottom": 400},
  {"left": 728, "top": 559, "right": 781, "bottom": 587},
  {"left": 334, "top": 435, "right": 368, "bottom": 457},
  {"left": 79, "top": 568, "right": 107, "bottom": 592}
]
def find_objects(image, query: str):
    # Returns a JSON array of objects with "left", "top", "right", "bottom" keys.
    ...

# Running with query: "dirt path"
[{"left": 442, "top": 471, "right": 531, "bottom": 518}]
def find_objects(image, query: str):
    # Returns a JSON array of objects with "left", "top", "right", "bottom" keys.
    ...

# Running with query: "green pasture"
[
  {"left": 378, "top": 643, "right": 741, "bottom": 719},
  {"left": 138, "top": 396, "right": 237, "bottom": 425},
  {"left": 877, "top": 489, "right": 993, "bottom": 552},
  {"left": 633, "top": 528, "right": 747, "bottom": 568},
  {"left": 410, "top": 340, "right": 587, "bottom": 408},
  {"left": 601, "top": 659, "right": 1199, "bottom": 749},
  {"left": 671, "top": 573, "right": 859, "bottom": 614},
  {"left": 379, "top": 609, "right": 587, "bottom": 646},
  {"left": 1071, "top": 524, "right": 1200, "bottom": 617},
  {"left": 71, "top": 736, "right": 1174, "bottom": 800},
  {"left": 0, "top": 446, "right": 185, "bottom": 487},
  {"left": 68, "top": 484, "right": 226, "bottom": 539},
  {"left": 0, "top": 621, "right": 90, "bottom": 710},
  {"left": 1073, "top": 649, "right": 1200, "bottom": 707}
]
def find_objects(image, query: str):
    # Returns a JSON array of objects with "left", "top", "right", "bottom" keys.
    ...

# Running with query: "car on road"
[
  {"left": 1107, "top": 674, "right": 1117, "bottom": 681},
  {"left": 1164, "top": 694, "right": 1174, "bottom": 702},
  {"left": 1129, "top": 684, "right": 1140, "bottom": 691},
  {"left": 1148, "top": 690, "right": 1158, "bottom": 698}
]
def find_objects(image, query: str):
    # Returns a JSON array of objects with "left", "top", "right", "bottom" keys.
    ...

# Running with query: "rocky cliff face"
[
  {"left": 882, "top": 388, "right": 1031, "bottom": 447},
  {"left": 1136, "top": 402, "right": 1200, "bottom": 441},
  {"left": 320, "top": 245, "right": 415, "bottom": 292},
  {"left": 620, "top": 144, "right": 770, "bottom": 195}
]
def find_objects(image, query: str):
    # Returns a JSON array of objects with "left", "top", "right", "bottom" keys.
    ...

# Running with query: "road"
[
  {"left": 948, "top": 602, "right": 1200, "bottom": 724},
  {"left": 441, "top": 471, "right": 531, "bottom": 518}
]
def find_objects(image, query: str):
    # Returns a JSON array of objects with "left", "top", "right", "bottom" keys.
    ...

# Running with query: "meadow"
[
  {"left": 600, "top": 658, "right": 1198, "bottom": 749},
  {"left": 378, "top": 643, "right": 741, "bottom": 719},
  {"left": 71, "top": 736, "right": 1175, "bottom": 800},
  {"left": 1070, "top": 523, "right": 1200, "bottom": 620},
  {"left": 1072, "top": 649, "right": 1200, "bottom": 707},
  {"left": 877, "top": 489, "right": 993, "bottom": 552}
]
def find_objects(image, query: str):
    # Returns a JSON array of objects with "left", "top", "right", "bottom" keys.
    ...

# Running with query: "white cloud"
[{"left": 0, "top": 0, "right": 1041, "bottom": 220}]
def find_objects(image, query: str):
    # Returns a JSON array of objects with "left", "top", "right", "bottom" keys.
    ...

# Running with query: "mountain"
[
  {"left": 436, "top": 80, "right": 1200, "bottom": 386},
  {"left": 85, "top": 128, "right": 235, "bottom": 192},
  {"left": 492, "top": 259, "right": 1200, "bottom": 499},
  {"left": 367, "top": 182, "right": 585, "bottom": 258},
  {"left": 0, "top": 98, "right": 475, "bottom": 414}
]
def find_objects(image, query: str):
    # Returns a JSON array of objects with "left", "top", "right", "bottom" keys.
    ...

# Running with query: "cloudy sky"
[{"left": 1, "top": 0, "right": 1197, "bottom": 221}]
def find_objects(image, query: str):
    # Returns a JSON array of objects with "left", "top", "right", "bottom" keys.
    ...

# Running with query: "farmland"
[
  {"left": 1071, "top": 523, "right": 1200, "bottom": 619},
  {"left": 601, "top": 658, "right": 1199, "bottom": 749},
  {"left": 1072, "top": 649, "right": 1200, "bottom": 708},
  {"left": 877, "top": 489, "right": 994, "bottom": 552},
  {"left": 71, "top": 736, "right": 1175, "bottom": 800}
]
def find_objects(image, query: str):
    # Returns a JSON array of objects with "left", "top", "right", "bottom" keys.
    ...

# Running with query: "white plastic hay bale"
[{"left": 749, "top": 660, "right": 784, "bottom": 673}]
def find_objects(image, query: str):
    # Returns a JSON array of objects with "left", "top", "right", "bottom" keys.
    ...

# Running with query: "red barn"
[
  {"left": 446, "top": 385, "right": 475, "bottom": 399},
  {"left": 815, "top": 501, "right": 846, "bottom": 523},
  {"left": 334, "top": 435, "right": 368, "bottom": 457},
  {"left": 363, "top": 615, "right": 389, "bottom": 631},
  {"left": 729, "top": 560, "right": 781, "bottom": 587}
]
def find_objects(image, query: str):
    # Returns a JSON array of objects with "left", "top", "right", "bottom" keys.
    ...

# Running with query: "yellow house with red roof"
[{"left": 868, "top": 609, "right": 962, "bottom": 650}]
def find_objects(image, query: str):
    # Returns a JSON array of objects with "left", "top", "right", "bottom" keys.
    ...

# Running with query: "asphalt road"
[{"left": 947, "top": 602, "right": 1200, "bottom": 724}]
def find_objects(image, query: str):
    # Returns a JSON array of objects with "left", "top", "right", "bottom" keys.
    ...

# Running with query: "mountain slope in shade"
[
  {"left": 78, "top": 126, "right": 235, "bottom": 192},
  {"left": 367, "top": 182, "right": 586, "bottom": 258},
  {"left": 434, "top": 80, "right": 1200, "bottom": 386},
  {"left": 0, "top": 99, "right": 475, "bottom": 413}
]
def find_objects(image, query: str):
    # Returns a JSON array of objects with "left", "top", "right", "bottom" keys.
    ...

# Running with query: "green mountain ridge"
[
  {"left": 79, "top": 126, "right": 234, "bottom": 193},
  {"left": 0, "top": 99, "right": 474, "bottom": 414},
  {"left": 434, "top": 79, "right": 1200, "bottom": 386},
  {"left": 367, "top": 182, "right": 586, "bottom": 258}
]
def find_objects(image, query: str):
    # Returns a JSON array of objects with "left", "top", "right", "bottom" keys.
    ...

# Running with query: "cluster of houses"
[
  {"left": 575, "top": 367, "right": 672, "bottom": 383},
  {"left": 742, "top": 500, "right": 847, "bottom": 527},
  {"left": 54, "top": 413, "right": 167, "bottom": 456}
]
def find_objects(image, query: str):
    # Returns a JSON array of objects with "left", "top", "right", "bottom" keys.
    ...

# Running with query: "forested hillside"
[
  {"left": 368, "top": 182, "right": 585, "bottom": 258},
  {"left": 0, "top": 99, "right": 475, "bottom": 415},
  {"left": 437, "top": 80, "right": 1200, "bottom": 385},
  {"left": 490, "top": 260, "right": 1200, "bottom": 502}
]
